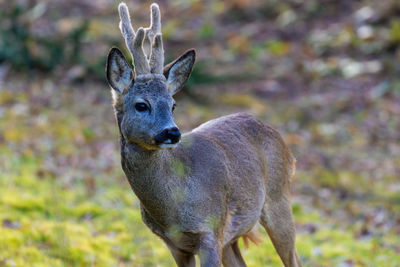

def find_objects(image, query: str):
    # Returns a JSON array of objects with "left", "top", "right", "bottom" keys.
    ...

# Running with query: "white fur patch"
[{"left": 158, "top": 143, "right": 178, "bottom": 149}]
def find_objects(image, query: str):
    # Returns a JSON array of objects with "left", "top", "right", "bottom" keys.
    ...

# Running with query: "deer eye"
[{"left": 135, "top": 103, "right": 149, "bottom": 112}]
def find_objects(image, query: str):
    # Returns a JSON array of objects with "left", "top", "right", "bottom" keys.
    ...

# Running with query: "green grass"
[
  {"left": 1, "top": 154, "right": 399, "bottom": 266},
  {"left": 0, "top": 151, "right": 174, "bottom": 266},
  {"left": 1, "top": 85, "right": 399, "bottom": 266}
]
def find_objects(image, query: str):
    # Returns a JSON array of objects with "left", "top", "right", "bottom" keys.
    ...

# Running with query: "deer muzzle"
[{"left": 154, "top": 127, "right": 181, "bottom": 147}]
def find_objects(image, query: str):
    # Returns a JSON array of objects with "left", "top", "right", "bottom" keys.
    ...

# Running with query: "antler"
[{"left": 118, "top": 2, "right": 164, "bottom": 76}]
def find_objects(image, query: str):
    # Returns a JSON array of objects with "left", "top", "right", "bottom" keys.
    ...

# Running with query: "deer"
[{"left": 105, "top": 2, "right": 302, "bottom": 266}]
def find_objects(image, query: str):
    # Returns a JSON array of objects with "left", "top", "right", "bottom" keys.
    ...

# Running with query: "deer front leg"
[
  {"left": 198, "top": 232, "right": 222, "bottom": 267},
  {"left": 167, "top": 245, "right": 196, "bottom": 267}
]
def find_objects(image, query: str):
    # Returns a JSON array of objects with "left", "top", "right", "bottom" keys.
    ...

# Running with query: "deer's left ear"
[{"left": 164, "top": 49, "right": 196, "bottom": 95}]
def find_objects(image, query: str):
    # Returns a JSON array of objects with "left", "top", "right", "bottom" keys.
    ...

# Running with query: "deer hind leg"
[
  {"left": 260, "top": 196, "right": 301, "bottom": 267},
  {"left": 222, "top": 241, "right": 246, "bottom": 267}
]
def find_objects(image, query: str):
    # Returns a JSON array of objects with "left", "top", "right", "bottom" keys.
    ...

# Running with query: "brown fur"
[{"left": 242, "top": 227, "right": 263, "bottom": 249}]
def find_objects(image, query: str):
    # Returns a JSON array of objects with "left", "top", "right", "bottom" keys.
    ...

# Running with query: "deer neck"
[
  {"left": 118, "top": 132, "right": 174, "bottom": 210},
  {"left": 121, "top": 141, "right": 178, "bottom": 224},
  {"left": 121, "top": 142, "right": 171, "bottom": 177}
]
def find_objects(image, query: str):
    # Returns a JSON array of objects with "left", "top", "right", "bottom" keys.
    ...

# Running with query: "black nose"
[{"left": 155, "top": 127, "right": 181, "bottom": 145}]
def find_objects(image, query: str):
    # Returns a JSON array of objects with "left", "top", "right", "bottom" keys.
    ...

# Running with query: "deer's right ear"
[{"left": 106, "top": 47, "right": 134, "bottom": 94}]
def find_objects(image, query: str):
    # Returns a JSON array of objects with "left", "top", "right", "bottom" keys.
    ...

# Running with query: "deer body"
[
  {"left": 106, "top": 3, "right": 302, "bottom": 266},
  {"left": 122, "top": 113, "right": 268, "bottom": 245}
]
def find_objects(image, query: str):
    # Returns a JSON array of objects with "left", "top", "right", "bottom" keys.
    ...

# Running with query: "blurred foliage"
[
  {"left": 1, "top": 0, "right": 400, "bottom": 266},
  {"left": 2, "top": 0, "right": 400, "bottom": 84},
  {"left": 0, "top": 2, "right": 89, "bottom": 72}
]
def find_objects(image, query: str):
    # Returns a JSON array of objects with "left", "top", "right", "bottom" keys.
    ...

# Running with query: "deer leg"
[
  {"left": 198, "top": 232, "right": 221, "bottom": 267},
  {"left": 222, "top": 241, "right": 246, "bottom": 267},
  {"left": 231, "top": 241, "right": 247, "bottom": 267},
  {"left": 167, "top": 245, "right": 196, "bottom": 267},
  {"left": 260, "top": 196, "right": 302, "bottom": 267}
]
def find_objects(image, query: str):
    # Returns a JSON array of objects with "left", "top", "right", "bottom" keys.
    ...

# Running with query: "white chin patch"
[{"left": 158, "top": 143, "right": 178, "bottom": 149}]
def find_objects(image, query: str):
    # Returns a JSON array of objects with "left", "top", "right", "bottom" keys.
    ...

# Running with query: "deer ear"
[
  {"left": 164, "top": 49, "right": 195, "bottom": 95},
  {"left": 106, "top": 47, "right": 134, "bottom": 94}
]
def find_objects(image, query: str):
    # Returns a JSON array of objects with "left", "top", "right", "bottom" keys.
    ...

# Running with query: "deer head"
[{"left": 106, "top": 2, "right": 195, "bottom": 150}]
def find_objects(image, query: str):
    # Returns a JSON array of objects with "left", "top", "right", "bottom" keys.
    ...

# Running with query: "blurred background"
[{"left": 1, "top": 0, "right": 399, "bottom": 266}]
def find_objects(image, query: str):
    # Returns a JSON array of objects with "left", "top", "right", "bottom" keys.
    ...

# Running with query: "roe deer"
[{"left": 105, "top": 2, "right": 302, "bottom": 266}]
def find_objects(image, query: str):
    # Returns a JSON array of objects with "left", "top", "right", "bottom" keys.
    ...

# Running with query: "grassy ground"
[
  {"left": 1, "top": 75, "right": 399, "bottom": 266},
  {"left": 1, "top": 0, "right": 400, "bottom": 266}
]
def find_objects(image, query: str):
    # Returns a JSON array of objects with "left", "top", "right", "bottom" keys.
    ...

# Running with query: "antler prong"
[
  {"left": 132, "top": 28, "right": 151, "bottom": 75},
  {"left": 150, "top": 34, "right": 164, "bottom": 74},
  {"left": 143, "top": 3, "right": 161, "bottom": 59},
  {"left": 150, "top": 3, "right": 161, "bottom": 34},
  {"left": 118, "top": 3, "right": 135, "bottom": 56}
]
